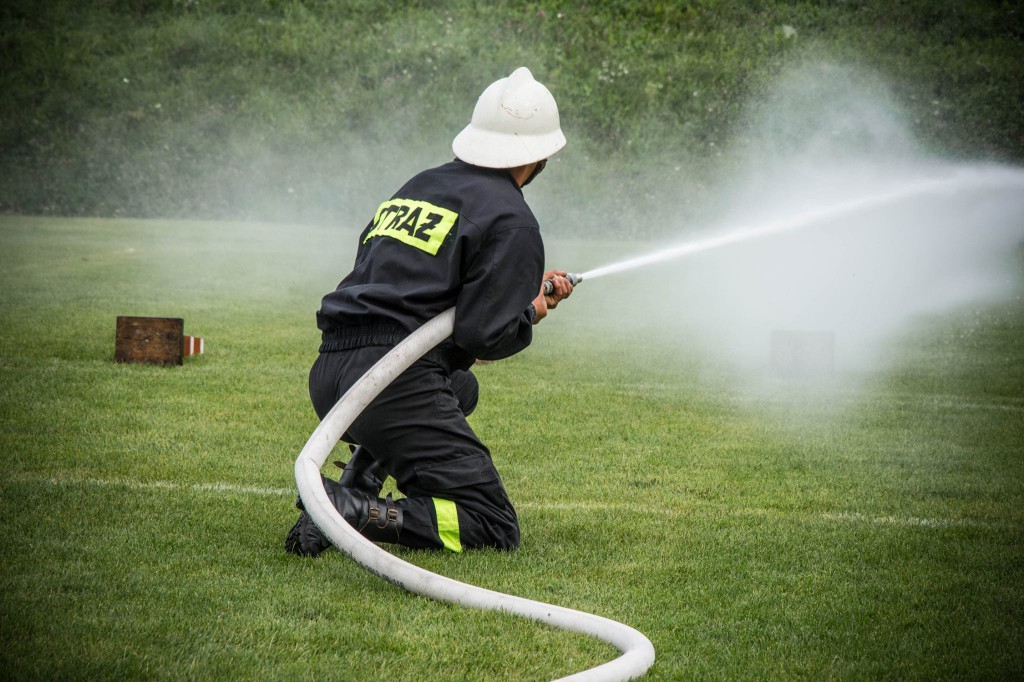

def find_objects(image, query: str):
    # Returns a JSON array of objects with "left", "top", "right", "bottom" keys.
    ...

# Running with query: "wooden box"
[{"left": 115, "top": 316, "right": 185, "bottom": 366}]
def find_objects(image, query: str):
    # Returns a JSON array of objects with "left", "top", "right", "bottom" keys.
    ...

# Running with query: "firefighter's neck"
[{"left": 509, "top": 162, "right": 539, "bottom": 187}]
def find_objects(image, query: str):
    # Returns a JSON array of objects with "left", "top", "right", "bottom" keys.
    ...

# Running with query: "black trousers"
[{"left": 308, "top": 346, "right": 519, "bottom": 551}]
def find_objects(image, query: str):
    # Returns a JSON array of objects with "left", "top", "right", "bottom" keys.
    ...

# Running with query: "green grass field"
[{"left": 1, "top": 215, "right": 1022, "bottom": 680}]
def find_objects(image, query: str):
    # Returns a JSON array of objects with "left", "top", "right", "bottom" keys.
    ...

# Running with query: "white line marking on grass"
[
  {"left": 521, "top": 502, "right": 1008, "bottom": 530},
  {"left": 13, "top": 474, "right": 293, "bottom": 498},
  {"left": 519, "top": 501, "right": 632, "bottom": 513},
  {"left": 820, "top": 510, "right": 1000, "bottom": 530},
  {"left": 885, "top": 395, "right": 1024, "bottom": 413},
  {"left": 726, "top": 390, "right": 1024, "bottom": 413},
  {"left": 12, "top": 475, "right": 1009, "bottom": 530}
]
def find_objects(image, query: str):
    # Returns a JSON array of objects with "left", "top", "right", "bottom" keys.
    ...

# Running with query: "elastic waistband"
[
  {"left": 319, "top": 320, "right": 408, "bottom": 352},
  {"left": 319, "top": 320, "right": 452, "bottom": 373}
]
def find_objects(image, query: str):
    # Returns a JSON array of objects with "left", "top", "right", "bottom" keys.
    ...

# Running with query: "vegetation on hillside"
[{"left": 1, "top": 1, "right": 1022, "bottom": 224}]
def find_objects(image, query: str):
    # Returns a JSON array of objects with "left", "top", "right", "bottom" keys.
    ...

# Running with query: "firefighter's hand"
[{"left": 531, "top": 270, "right": 574, "bottom": 324}]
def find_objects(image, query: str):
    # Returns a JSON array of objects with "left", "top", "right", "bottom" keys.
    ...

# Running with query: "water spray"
[
  {"left": 573, "top": 168, "right": 1024, "bottom": 285},
  {"left": 295, "top": 307, "right": 655, "bottom": 682},
  {"left": 540, "top": 169, "right": 1003, "bottom": 294}
]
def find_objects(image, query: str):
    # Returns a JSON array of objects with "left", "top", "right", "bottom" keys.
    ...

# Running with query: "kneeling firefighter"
[{"left": 286, "top": 67, "right": 575, "bottom": 555}]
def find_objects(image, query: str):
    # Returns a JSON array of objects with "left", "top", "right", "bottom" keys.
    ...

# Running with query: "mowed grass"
[{"left": 1, "top": 215, "right": 1022, "bottom": 680}]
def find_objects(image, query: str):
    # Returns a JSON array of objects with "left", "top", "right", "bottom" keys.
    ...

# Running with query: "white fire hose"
[{"left": 294, "top": 307, "right": 655, "bottom": 681}]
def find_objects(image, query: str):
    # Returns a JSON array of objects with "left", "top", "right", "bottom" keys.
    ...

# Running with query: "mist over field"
[
  {"left": 92, "top": 51, "right": 1024, "bottom": 405},
  {"left": 2, "top": 1, "right": 1022, "bottom": 391},
  {"left": 164, "top": 58, "right": 1024, "bottom": 398},
  {"left": 567, "top": 62, "right": 1024, "bottom": 387}
]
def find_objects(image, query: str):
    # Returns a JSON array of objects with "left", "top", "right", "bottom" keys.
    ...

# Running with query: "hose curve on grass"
[{"left": 294, "top": 307, "right": 655, "bottom": 681}]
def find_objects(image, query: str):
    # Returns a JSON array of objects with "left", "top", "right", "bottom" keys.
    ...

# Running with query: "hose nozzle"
[{"left": 542, "top": 272, "right": 582, "bottom": 295}]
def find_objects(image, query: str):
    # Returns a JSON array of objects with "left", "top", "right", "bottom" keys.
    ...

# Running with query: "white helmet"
[{"left": 452, "top": 67, "right": 566, "bottom": 169}]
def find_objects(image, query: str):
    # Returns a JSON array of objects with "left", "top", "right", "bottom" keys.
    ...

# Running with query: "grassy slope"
[
  {"left": 1, "top": 215, "right": 1022, "bottom": 680},
  {"left": 1, "top": 1, "right": 1022, "bottom": 221}
]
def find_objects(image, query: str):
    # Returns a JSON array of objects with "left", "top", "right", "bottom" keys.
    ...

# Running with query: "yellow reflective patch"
[
  {"left": 432, "top": 498, "right": 462, "bottom": 553},
  {"left": 363, "top": 198, "right": 458, "bottom": 255}
]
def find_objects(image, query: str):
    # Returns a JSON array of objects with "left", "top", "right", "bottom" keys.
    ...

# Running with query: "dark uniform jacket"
[{"left": 317, "top": 159, "right": 545, "bottom": 371}]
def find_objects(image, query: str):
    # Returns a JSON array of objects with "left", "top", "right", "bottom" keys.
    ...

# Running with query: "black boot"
[
  {"left": 285, "top": 475, "right": 339, "bottom": 557},
  {"left": 334, "top": 446, "right": 387, "bottom": 497},
  {"left": 285, "top": 476, "right": 403, "bottom": 556},
  {"left": 284, "top": 508, "right": 331, "bottom": 557}
]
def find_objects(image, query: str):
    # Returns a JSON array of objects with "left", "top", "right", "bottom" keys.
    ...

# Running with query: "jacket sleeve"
[{"left": 453, "top": 224, "right": 544, "bottom": 361}]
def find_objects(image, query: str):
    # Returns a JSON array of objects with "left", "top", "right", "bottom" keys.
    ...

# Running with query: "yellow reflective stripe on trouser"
[{"left": 432, "top": 498, "right": 462, "bottom": 553}]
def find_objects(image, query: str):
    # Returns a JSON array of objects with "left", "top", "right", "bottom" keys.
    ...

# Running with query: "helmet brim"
[{"left": 452, "top": 125, "right": 566, "bottom": 169}]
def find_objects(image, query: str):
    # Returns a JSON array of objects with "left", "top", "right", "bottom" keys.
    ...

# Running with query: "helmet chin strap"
[{"left": 521, "top": 158, "right": 547, "bottom": 187}]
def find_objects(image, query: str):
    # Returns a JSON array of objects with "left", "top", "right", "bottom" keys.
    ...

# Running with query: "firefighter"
[{"left": 286, "top": 67, "right": 574, "bottom": 555}]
